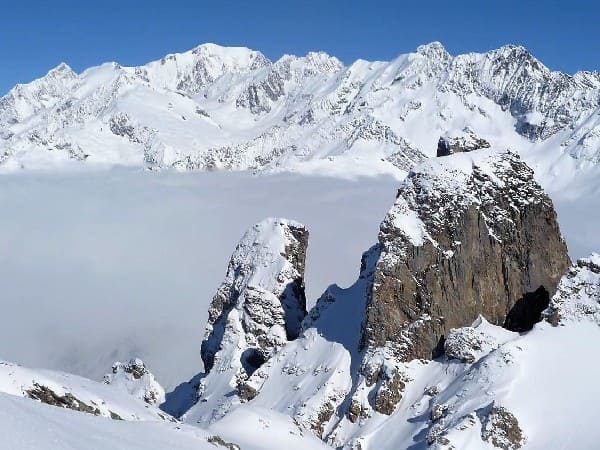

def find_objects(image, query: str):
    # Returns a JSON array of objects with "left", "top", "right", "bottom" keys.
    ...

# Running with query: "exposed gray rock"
[
  {"left": 480, "top": 405, "right": 525, "bottom": 450},
  {"left": 26, "top": 383, "right": 102, "bottom": 417},
  {"left": 372, "top": 368, "right": 405, "bottom": 415},
  {"left": 437, "top": 129, "right": 490, "bottom": 157},
  {"left": 206, "top": 435, "right": 241, "bottom": 450}
]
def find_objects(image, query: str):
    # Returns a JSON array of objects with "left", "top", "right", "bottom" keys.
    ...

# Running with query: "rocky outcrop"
[
  {"left": 26, "top": 383, "right": 105, "bottom": 417},
  {"left": 436, "top": 129, "right": 490, "bottom": 157},
  {"left": 361, "top": 149, "right": 570, "bottom": 363},
  {"left": 200, "top": 218, "right": 308, "bottom": 376},
  {"left": 444, "top": 317, "right": 501, "bottom": 363},
  {"left": 184, "top": 218, "right": 309, "bottom": 424},
  {"left": 480, "top": 405, "right": 525, "bottom": 450},
  {"left": 176, "top": 147, "right": 589, "bottom": 448},
  {"left": 544, "top": 253, "right": 600, "bottom": 325},
  {"left": 103, "top": 358, "right": 165, "bottom": 406}
]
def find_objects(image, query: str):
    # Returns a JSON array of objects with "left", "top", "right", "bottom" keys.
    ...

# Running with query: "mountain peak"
[
  {"left": 490, "top": 43, "right": 547, "bottom": 71},
  {"left": 416, "top": 41, "right": 451, "bottom": 60},
  {"left": 49, "top": 62, "right": 75, "bottom": 75},
  {"left": 188, "top": 42, "right": 270, "bottom": 65}
]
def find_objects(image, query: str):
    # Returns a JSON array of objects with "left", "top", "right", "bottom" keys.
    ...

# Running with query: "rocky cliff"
[
  {"left": 178, "top": 148, "right": 581, "bottom": 448},
  {"left": 361, "top": 149, "right": 570, "bottom": 364}
]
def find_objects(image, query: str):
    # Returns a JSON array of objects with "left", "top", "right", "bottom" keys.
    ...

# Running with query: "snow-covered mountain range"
[{"left": 2, "top": 42, "right": 600, "bottom": 183}]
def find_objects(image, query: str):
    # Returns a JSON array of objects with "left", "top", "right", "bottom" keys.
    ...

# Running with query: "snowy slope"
[
  {"left": 0, "top": 391, "right": 329, "bottom": 450},
  {"left": 1, "top": 41, "right": 599, "bottom": 187},
  {"left": 0, "top": 358, "right": 329, "bottom": 449},
  {"left": 0, "top": 360, "right": 170, "bottom": 421}
]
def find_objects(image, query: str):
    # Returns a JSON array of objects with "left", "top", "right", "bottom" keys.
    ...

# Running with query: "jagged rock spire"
[
  {"left": 201, "top": 218, "right": 308, "bottom": 375},
  {"left": 184, "top": 218, "right": 309, "bottom": 424}
]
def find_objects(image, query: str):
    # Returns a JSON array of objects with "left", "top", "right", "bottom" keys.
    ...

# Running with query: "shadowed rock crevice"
[
  {"left": 240, "top": 348, "right": 266, "bottom": 377},
  {"left": 504, "top": 286, "right": 550, "bottom": 332}
]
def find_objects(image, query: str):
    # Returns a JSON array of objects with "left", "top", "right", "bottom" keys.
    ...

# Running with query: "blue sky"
[{"left": 1, "top": 0, "right": 597, "bottom": 94}]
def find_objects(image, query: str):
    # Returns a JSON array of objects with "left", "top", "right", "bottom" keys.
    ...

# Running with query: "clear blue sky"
[{"left": 2, "top": 0, "right": 598, "bottom": 94}]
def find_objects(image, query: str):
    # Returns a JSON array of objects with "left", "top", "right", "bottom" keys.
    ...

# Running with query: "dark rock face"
[
  {"left": 361, "top": 150, "right": 570, "bottom": 362},
  {"left": 26, "top": 383, "right": 113, "bottom": 418},
  {"left": 437, "top": 130, "right": 491, "bottom": 157}
]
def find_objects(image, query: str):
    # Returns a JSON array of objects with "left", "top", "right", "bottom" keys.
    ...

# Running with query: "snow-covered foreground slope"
[
  {"left": 328, "top": 318, "right": 600, "bottom": 449},
  {"left": 0, "top": 392, "right": 328, "bottom": 450},
  {"left": 0, "top": 360, "right": 169, "bottom": 421}
]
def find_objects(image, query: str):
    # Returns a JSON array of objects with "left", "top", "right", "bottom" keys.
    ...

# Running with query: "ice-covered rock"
[
  {"left": 103, "top": 358, "right": 165, "bottom": 406},
  {"left": 544, "top": 253, "right": 600, "bottom": 325},
  {"left": 184, "top": 218, "right": 309, "bottom": 424}
]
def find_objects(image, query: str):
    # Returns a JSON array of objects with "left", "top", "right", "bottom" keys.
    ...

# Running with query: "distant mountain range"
[{"left": 1, "top": 42, "right": 599, "bottom": 181}]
